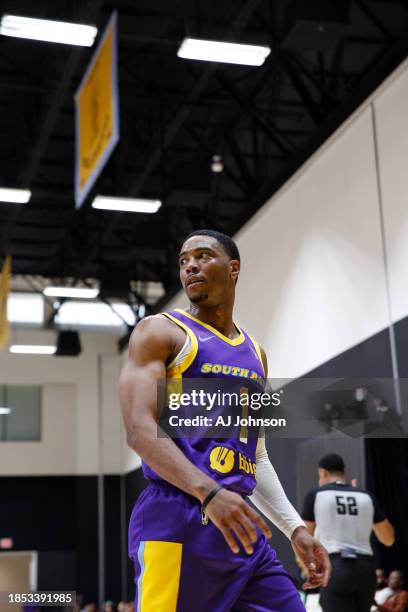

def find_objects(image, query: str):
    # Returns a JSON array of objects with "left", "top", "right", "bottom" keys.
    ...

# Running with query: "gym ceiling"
[{"left": 0, "top": 0, "right": 407, "bottom": 316}]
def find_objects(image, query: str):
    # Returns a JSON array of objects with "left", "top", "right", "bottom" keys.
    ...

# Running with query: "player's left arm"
[
  {"left": 304, "top": 521, "right": 316, "bottom": 535},
  {"left": 251, "top": 346, "right": 331, "bottom": 589}
]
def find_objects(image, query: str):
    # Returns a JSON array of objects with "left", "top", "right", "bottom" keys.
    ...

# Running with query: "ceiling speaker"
[{"left": 55, "top": 331, "right": 82, "bottom": 357}]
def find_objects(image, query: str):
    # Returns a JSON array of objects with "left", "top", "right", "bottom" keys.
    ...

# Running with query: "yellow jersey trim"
[
  {"left": 248, "top": 334, "right": 266, "bottom": 377},
  {"left": 162, "top": 312, "right": 198, "bottom": 376},
  {"left": 175, "top": 308, "right": 245, "bottom": 347}
]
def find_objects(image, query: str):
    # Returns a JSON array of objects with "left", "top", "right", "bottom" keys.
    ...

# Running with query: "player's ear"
[{"left": 230, "top": 259, "right": 240, "bottom": 283}]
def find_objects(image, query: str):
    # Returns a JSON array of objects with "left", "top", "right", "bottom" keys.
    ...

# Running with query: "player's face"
[{"left": 179, "top": 236, "right": 239, "bottom": 305}]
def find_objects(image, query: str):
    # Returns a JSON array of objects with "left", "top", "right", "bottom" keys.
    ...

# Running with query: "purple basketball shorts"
[{"left": 128, "top": 480, "right": 305, "bottom": 612}]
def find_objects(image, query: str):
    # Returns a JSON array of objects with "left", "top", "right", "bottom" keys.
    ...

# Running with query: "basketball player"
[
  {"left": 302, "top": 453, "right": 395, "bottom": 612},
  {"left": 120, "top": 230, "right": 330, "bottom": 611}
]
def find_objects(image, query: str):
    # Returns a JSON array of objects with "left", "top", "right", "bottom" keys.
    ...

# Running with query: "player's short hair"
[
  {"left": 184, "top": 229, "right": 240, "bottom": 261},
  {"left": 318, "top": 453, "right": 345, "bottom": 473}
]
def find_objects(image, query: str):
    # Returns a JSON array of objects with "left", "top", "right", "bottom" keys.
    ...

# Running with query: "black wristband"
[{"left": 201, "top": 484, "right": 223, "bottom": 514}]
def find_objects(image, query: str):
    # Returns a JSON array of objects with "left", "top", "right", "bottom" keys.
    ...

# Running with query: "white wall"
[
  {"left": 0, "top": 384, "right": 76, "bottom": 475},
  {"left": 373, "top": 66, "right": 408, "bottom": 324},
  {"left": 235, "top": 106, "right": 389, "bottom": 377},
  {"left": 166, "top": 58, "right": 408, "bottom": 380},
  {"left": 0, "top": 329, "right": 124, "bottom": 475}
]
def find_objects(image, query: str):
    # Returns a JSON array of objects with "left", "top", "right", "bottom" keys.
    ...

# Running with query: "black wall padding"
[
  {"left": 365, "top": 439, "right": 408, "bottom": 575},
  {"left": 0, "top": 475, "right": 124, "bottom": 604}
]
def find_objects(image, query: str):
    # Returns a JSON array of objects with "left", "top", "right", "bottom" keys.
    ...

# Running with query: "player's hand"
[
  {"left": 291, "top": 527, "right": 331, "bottom": 589},
  {"left": 204, "top": 488, "right": 272, "bottom": 555}
]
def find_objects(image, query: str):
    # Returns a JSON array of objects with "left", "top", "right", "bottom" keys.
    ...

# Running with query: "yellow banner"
[
  {"left": 75, "top": 12, "right": 119, "bottom": 208},
  {"left": 0, "top": 255, "right": 11, "bottom": 350}
]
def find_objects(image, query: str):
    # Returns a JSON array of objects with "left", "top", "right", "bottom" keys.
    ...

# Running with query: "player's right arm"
[
  {"left": 351, "top": 481, "right": 395, "bottom": 547},
  {"left": 368, "top": 491, "right": 395, "bottom": 547},
  {"left": 119, "top": 316, "right": 272, "bottom": 554}
]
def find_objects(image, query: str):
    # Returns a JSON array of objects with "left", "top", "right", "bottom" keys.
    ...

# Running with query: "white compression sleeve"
[{"left": 250, "top": 435, "right": 306, "bottom": 540}]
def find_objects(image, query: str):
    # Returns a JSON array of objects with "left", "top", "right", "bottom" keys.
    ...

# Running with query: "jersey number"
[{"left": 335, "top": 495, "right": 359, "bottom": 515}]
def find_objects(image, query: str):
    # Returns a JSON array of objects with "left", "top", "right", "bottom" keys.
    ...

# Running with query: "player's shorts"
[{"left": 128, "top": 480, "right": 305, "bottom": 612}]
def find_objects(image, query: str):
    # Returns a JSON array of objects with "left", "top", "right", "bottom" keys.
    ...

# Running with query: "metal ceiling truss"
[{"left": 0, "top": 0, "right": 407, "bottom": 328}]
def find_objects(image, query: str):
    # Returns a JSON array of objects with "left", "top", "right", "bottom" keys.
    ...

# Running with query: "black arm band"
[{"left": 201, "top": 484, "right": 223, "bottom": 514}]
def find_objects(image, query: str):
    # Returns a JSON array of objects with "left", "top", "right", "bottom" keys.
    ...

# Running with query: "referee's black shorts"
[{"left": 319, "top": 553, "right": 376, "bottom": 612}]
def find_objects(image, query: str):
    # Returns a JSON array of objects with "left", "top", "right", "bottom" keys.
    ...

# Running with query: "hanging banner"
[
  {"left": 0, "top": 255, "right": 11, "bottom": 350},
  {"left": 74, "top": 11, "right": 119, "bottom": 208}
]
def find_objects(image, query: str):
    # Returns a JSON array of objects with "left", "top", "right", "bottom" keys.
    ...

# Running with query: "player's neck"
[
  {"left": 326, "top": 475, "right": 346, "bottom": 485},
  {"left": 188, "top": 302, "right": 238, "bottom": 338}
]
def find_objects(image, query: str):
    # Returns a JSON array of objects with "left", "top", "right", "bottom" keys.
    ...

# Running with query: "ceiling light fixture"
[
  {"left": 0, "top": 407, "right": 12, "bottom": 415},
  {"left": 0, "top": 14, "right": 97, "bottom": 47},
  {"left": 43, "top": 286, "right": 99, "bottom": 299},
  {"left": 55, "top": 301, "right": 136, "bottom": 327},
  {"left": 177, "top": 38, "right": 271, "bottom": 66},
  {"left": 0, "top": 187, "right": 31, "bottom": 204},
  {"left": 92, "top": 196, "right": 162, "bottom": 213},
  {"left": 7, "top": 293, "right": 44, "bottom": 324},
  {"left": 10, "top": 345, "right": 57, "bottom": 355},
  {"left": 211, "top": 154, "right": 223, "bottom": 173}
]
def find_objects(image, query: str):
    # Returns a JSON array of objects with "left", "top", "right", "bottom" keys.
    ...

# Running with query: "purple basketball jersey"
[{"left": 142, "top": 308, "right": 266, "bottom": 495}]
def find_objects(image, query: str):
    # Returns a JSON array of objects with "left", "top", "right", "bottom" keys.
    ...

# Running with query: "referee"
[{"left": 302, "top": 453, "right": 395, "bottom": 612}]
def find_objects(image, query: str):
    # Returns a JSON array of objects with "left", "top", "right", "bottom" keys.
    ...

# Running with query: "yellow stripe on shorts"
[{"left": 137, "top": 541, "right": 183, "bottom": 612}]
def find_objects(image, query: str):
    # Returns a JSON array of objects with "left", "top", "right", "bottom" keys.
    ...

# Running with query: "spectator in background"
[
  {"left": 377, "top": 570, "right": 388, "bottom": 590},
  {"left": 376, "top": 571, "right": 408, "bottom": 612},
  {"left": 373, "top": 570, "right": 395, "bottom": 608},
  {"left": 346, "top": 387, "right": 369, "bottom": 421},
  {"left": 103, "top": 601, "right": 115, "bottom": 612}
]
